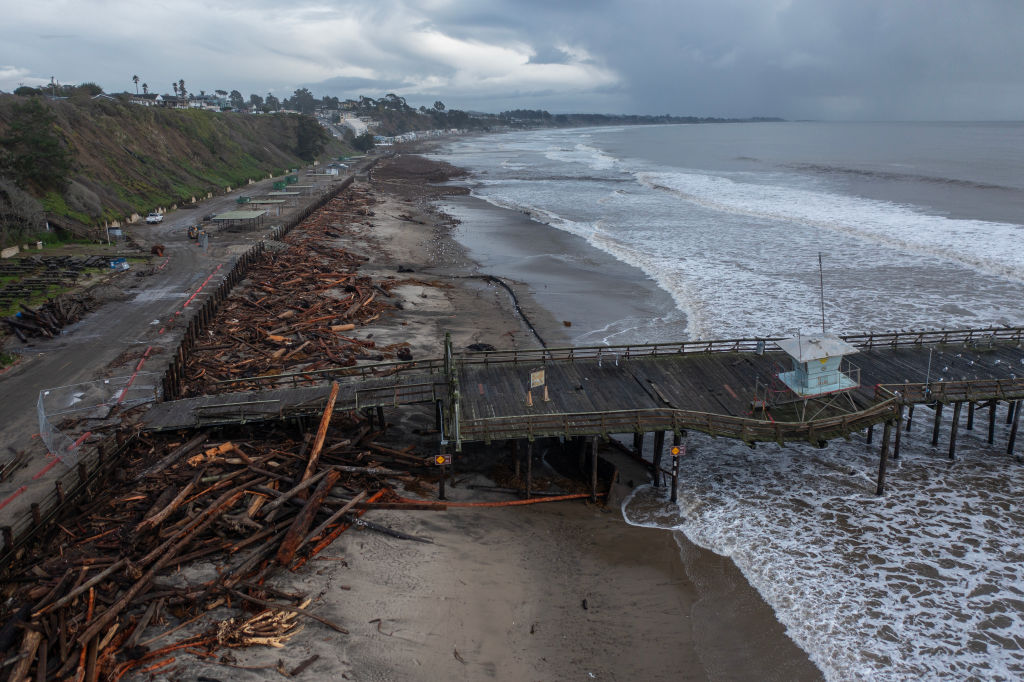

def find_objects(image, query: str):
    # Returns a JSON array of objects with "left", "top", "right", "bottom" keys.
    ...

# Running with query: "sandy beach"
[{"left": 192, "top": 154, "right": 821, "bottom": 682}]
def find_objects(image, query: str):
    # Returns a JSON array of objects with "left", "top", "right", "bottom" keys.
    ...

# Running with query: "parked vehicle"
[{"left": 145, "top": 213, "right": 163, "bottom": 224}]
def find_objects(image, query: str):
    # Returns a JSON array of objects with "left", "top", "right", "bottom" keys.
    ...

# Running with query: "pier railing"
[
  {"left": 875, "top": 376, "right": 1024, "bottom": 404},
  {"left": 449, "top": 326, "right": 1024, "bottom": 367},
  {"left": 842, "top": 326, "right": 1024, "bottom": 350},
  {"left": 455, "top": 398, "right": 899, "bottom": 449}
]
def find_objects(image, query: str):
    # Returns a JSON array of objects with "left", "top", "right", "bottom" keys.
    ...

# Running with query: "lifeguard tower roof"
[{"left": 776, "top": 334, "right": 858, "bottom": 363}]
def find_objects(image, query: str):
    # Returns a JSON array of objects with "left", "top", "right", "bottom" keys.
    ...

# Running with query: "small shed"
[{"left": 776, "top": 334, "right": 859, "bottom": 397}]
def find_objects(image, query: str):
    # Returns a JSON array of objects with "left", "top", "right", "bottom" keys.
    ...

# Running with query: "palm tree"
[
  {"left": 132, "top": 75, "right": 140, "bottom": 94},
  {"left": 142, "top": 83, "right": 148, "bottom": 95}
]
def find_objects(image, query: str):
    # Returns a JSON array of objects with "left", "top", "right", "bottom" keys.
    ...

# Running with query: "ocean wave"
[
  {"left": 789, "top": 162, "right": 1020, "bottom": 192},
  {"left": 634, "top": 170, "right": 1024, "bottom": 283}
]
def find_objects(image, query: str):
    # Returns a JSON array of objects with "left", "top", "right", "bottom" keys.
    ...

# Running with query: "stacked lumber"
[
  {"left": 0, "top": 387, "right": 435, "bottom": 680},
  {"left": 4, "top": 293, "right": 95, "bottom": 342},
  {"left": 183, "top": 190, "right": 419, "bottom": 396}
]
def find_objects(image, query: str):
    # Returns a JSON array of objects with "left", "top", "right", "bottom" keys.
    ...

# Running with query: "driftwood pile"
[
  {"left": 182, "top": 190, "right": 428, "bottom": 396},
  {"left": 0, "top": 387, "right": 436, "bottom": 680},
  {"left": 4, "top": 293, "right": 95, "bottom": 342}
]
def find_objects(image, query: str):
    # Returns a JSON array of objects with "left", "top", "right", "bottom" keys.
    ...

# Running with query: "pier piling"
[
  {"left": 931, "top": 402, "right": 944, "bottom": 447},
  {"left": 1008, "top": 402, "right": 1021, "bottom": 456},
  {"left": 670, "top": 433, "right": 681, "bottom": 504},
  {"left": 988, "top": 399, "right": 998, "bottom": 444},
  {"left": 875, "top": 420, "right": 893, "bottom": 496},
  {"left": 948, "top": 402, "right": 963, "bottom": 460},
  {"left": 652, "top": 431, "right": 665, "bottom": 487},
  {"left": 893, "top": 404, "right": 904, "bottom": 460}
]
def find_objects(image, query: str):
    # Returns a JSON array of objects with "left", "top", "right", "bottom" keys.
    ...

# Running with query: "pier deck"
[{"left": 142, "top": 327, "right": 1024, "bottom": 458}]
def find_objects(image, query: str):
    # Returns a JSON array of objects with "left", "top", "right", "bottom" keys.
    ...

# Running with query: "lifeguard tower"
[
  {"left": 776, "top": 334, "right": 860, "bottom": 397},
  {"left": 754, "top": 333, "right": 862, "bottom": 421}
]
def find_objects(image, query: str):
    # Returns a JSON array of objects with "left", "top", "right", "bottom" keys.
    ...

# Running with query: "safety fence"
[{"left": 38, "top": 372, "right": 162, "bottom": 468}]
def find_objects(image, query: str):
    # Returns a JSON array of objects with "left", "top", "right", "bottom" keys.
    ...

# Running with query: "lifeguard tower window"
[{"left": 776, "top": 334, "right": 860, "bottom": 398}]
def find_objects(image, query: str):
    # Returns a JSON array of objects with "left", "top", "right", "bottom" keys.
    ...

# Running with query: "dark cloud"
[{"left": 2, "top": 1, "right": 1023, "bottom": 119}]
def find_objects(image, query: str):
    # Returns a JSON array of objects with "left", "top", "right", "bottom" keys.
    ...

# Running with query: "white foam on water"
[
  {"left": 636, "top": 169, "right": 1024, "bottom": 282},
  {"left": 621, "top": 427, "right": 1024, "bottom": 681}
]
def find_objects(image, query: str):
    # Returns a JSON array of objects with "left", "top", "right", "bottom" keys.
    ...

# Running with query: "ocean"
[{"left": 430, "top": 122, "right": 1024, "bottom": 680}]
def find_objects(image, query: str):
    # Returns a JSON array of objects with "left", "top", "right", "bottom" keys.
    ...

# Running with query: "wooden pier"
[{"left": 143, "top": 326, "right": 1024, "bottom": 496}]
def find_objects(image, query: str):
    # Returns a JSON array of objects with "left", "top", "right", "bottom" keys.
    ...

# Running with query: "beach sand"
[{"left": 151, "top": 155, "right": 821, "bottom": 681}]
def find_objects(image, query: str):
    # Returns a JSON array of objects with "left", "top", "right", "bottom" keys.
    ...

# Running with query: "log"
[
  {"left": 77, "top": 487, "right": 246, "bottom": 646},
  {"left": 300, "top": 381, "right": 339, "bottom": 486},
  {"left": 276, "top": 470, "right": 341, "bottom": 566},
  {"left": 136, "top": 470, "right": 203, "bottom": 533},
  {"left": 302, "top": 491, "right": 367, "bottom": 549},
  {"left": 226, "top": 589, "right": 347, "bottom": 634},
  {"left": 6, "top": 628, "right": 42, "bottom": 682},
  {"left": 136, "top": 432, "right": 207, "bottom": 480}
]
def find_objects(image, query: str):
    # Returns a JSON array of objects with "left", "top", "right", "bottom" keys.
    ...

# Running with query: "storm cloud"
[{"left": 1, "top": 0, "right": 1022, "bottom": 120}]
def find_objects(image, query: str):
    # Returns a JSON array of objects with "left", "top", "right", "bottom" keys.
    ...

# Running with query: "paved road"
[{"left": 0, "top": 167, "right": 357, "bottom": 531}]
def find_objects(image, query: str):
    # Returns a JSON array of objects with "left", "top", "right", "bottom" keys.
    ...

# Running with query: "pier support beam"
[
  {"left": 632, "top": 432, "right": 644, "bottom": 458},
  {"left": 590, "top": 437, "right": 599, "bottom": 503},
  {"left": 906, "top": 404, "right": 914, "bottom": 432},
  {"left": 670, "top": 432, "right": 682, "bottom": 504},
  {"left": 438, "top": 446, "right": 447, "bottom": 501},
  {"left": 652, "top": 431, "right": 665, "bottom": 487},
  {"left": 967, "top": 402, "right": 975, "bottom": 431},
  {"left": 1008, "top": 403, "right": 1021, "bottom": 457},
  {"left": 511, "top": 440, "right": 520, "bottom": 481},
  {"left": 988, "top": 400, "right": 998, "bottom": 445},
  {"left": 875, "top": 420, "right": 893, "bottom": 496},
  {"left": 948, "top": 402, "right": 963, "bottom": 460},
  {"left": 893, "top": 404, "right": 904, "bottom": 460},
  {"left": 866, "top": 425, "right": 874, "bottom": 445},
  {"left": 1007, "top": 400, "right": 1016, "bottom": 425},
  {"left": 931, "top": 402, "right": 944, "bottom": 447},
  {"left": 525, "top": 440, "right": 533, "bottom": 499}
]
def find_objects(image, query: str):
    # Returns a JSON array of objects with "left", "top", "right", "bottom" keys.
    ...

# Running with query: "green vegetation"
[
  {"left": 0, "top": 98, "right": 72, "bottom": 191},
  {"left": 0, "top": 351, "right": 16, "bottom": 369},
  {"left": 0, "top": 94, "right": 339, "bottom": 229}
]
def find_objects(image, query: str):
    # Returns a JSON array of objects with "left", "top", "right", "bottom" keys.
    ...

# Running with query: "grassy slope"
[{"left": 0, "top": 95, "right": 347, "bottom": 224}]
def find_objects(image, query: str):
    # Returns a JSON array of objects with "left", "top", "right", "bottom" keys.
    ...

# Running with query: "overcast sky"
[{"left": 2, "top": 0, "right": 1023, "bottom": 120}]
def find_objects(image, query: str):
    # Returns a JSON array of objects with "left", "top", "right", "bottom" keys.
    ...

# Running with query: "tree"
[
  {"left": 132, "top": 74, "right": 140, "bottom": 94},
  {"left": 264, "top": 93, "right": 280, "bottom": 112},
  {"left": 0, "top": 98, "right": 71, "bottom": 191},
  {"left": 215, "top": 89, "right": 228, "bottom": 97},
  {"left": 291, "top": 87, "right": 316, "bottom": 115},
  {"left": 249, "top": 93, "right": 264, "bottom": 110},
  {"left": 433, "top": 100, "right": 445, "bottom": 112},
  {"left": 178, "top": 79, "right": 186, "bottom": 100},
  {"left": 351, "top": 132, "right": 375, "bottom": 152},
  {"left": 13, "top": 86, "right": 39, "bottom": 96},
  {"left": 229, "top": 90, "right": 244, "bottom": 110},
  {"left": 76, "top": 82, "right": 103, "bottom": 96},
  {"left": 294, "top": 116, "right": 330, "bottom": 161},
  {"left": 172, "top": 82, "right": 178, "bottom": 98},
  {"left": 142, "top": 82, "right": 148, "bottom": 94}
]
